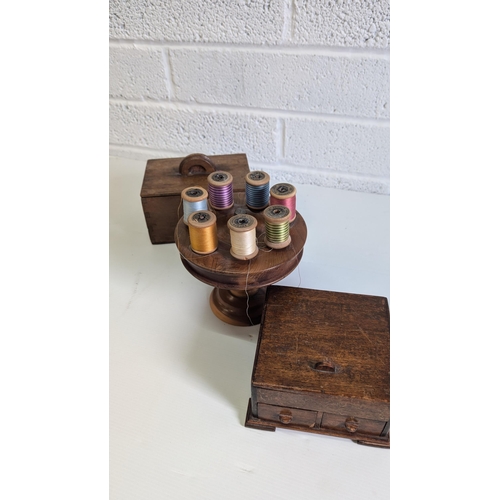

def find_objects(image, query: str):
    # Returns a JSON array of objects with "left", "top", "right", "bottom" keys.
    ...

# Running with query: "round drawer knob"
[
  {"left": 344, "top": 417, "right": 359, "bottom": 433},
  {"left": 279, "top": 410, "right": 293, "bottom": 424}
]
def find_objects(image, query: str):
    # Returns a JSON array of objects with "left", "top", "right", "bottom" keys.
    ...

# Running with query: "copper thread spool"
[
  {"left": 227, "top": 214, "right": 259, "bottom": 260},
  {"left": 245, "top": 171, "right": 270, "bottom": 211},
  {"left": 263, "top": 205, "right": 291, "bottom": 249},
  {"left": 187, "top": 210, "right": 218, "bottom": 255},
  {"left": 207, "top": 171, "right": 234, "bottom": 210},
  {"left": 270, "top": 183, "right": 297, "bottom": 222},
  {"left": 181, "top": 186, "right": 208, "bottom": 225}
]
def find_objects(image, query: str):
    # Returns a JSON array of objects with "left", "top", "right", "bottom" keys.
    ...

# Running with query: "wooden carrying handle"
[{"left": 179, "top": 153, "right": 216, "bottom": 176}]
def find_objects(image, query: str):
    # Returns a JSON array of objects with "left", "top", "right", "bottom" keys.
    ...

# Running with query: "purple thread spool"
[{"left": 207, "top": 171, "right": 234, "bottom": 210}]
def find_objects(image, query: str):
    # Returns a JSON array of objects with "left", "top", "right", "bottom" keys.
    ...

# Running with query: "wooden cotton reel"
[
  {"left": 207, "top": 171, "right": 234, "bottom": 210},
  {"left": 181, "top": 186, "right": 208, "bottom": 225},
  {"left": 227, "top": 214, "right": 259, "bottom": 260},
  {"left": 263, "top": 205, "right": 291, "bottom": 249},
  {"left": 187, "top": 210, "right": 218, "bottom": 255},
  {"left": 270, "top": 183, "right": 297, "bottom": 222},
  {"left": 245, "top": 171, "right": 270, "bottom": 211}
]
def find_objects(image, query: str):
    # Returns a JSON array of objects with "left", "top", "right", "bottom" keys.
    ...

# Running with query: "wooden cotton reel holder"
[{"left": 174, "top": 192, "right": 307, "bottom": 326}]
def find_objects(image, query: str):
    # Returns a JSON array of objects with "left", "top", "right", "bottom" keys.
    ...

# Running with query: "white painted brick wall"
[
  {"left": 109, "top": 1, "right": 390, "bottom": 194},
  {"left": 284, "top": 119, "right": 390, "bottom": 176},
  {"left": 109, "top": 47, "right": 169, "bottom": 100},
  {"left": 110, "top": 0, "right": 285, "bottom": 44},
  {"left": 169, "top": 49, "right": 389, "bottom": 118},
  {"left": 110, "top": 102, "right": 277, "bottom": 162},
  {"left": 293, "top": 0, "right": 390, "bottom": 48}
]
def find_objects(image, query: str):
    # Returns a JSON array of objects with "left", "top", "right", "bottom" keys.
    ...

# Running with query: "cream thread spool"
[
  {"left": 187, "top": 210, "right": 218, "bottom": 255},
  {"left": 227, "top": 214, "right": 259, "bottom": 260},
  {"left": 263, "top": 205, "right": 291, "bottom": 249},
  {"left": 181, "top": 186, "right": 208, "bottom": 225},
  {"left": 270, "top": 183, "right": 297, "bottom": 222},
  {"left": 207, "top": 171, "right": 234, "bottom": 210},
  {"left": 245, "top": 171, "right": 270, "bottom": 211}
]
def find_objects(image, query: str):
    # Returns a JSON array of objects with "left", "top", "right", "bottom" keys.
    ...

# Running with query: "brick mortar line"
[
  {"left": 281, "top": 0, "right": 293, "bottom": 43},
  {"left": 276, "top": 119, "right": 285, "bottom": 160},
  {"left": 109, "top": 98, "right": 390, "bottom": 126},
  {"left": 109, "top": 39, "right": 390, "bottom": 59},
  {"left": 291, "top": 0, "right": 297, "bottom": 40},
  {"left": 161, "top": 49, "right": 174, "bottom": 100},
  {"left": 109, "top": 144, "right": 390, "bottom": 184}
]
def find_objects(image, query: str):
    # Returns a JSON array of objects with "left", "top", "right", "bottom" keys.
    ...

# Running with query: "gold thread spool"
[
  {"left": 270, "top": 183, "right": 297, "bottom": 222},
  {"left": 227, "top": 215, "right": 259, "bottom": 260},
  {"left": 263, "top": 205, "right": 291, "bottom": 249},
  {"left": 187, "top": 210, "right": 218, "bottom": 255},
  {"left": 181, "top": 186, "right": 208, "bottom": 225}
]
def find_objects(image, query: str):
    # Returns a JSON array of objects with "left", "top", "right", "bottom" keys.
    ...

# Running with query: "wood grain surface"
[{"left": 253, "top": 286, "right": 389, "bottom": 403}]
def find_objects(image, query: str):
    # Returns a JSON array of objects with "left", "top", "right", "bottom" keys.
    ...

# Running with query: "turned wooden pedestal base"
[
  {"left": 209, "top": 288, "right": 267, "bottom": 326},
  {"left": 175, "top": 192, "right": 307, "bottom": 326}
]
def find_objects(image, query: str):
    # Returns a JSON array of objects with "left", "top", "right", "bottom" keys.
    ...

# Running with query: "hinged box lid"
[
  {"left": 140, "top": 153, "right": 250, "bottom": 244},
  {"left": 253, "top": 286, "right": 390, "bottom": 416},
  {"left": 140, "top": 153, "right": 249, "bottom": 198}
]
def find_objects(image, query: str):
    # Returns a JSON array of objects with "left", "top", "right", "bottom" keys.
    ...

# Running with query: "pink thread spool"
[{"left": 270, "top": 183, "right": 297, "bottom": 222}]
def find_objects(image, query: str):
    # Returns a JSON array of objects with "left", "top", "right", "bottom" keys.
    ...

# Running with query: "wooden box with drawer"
[
  {"left": 245, "top": 286, "right": 390, "bottom": 448},
  {"left": 140, "top": 153, "right": 250, "bottom": 244}
]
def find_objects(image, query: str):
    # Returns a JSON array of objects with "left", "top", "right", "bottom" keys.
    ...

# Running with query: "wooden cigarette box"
[
  {"left": 140, "top": 153, "right": 250, "bottom": 244},
  {"left": 245, "top": 286, "right": 390, "bottom": 448}
]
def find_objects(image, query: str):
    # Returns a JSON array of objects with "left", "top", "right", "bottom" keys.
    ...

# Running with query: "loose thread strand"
[
  {"left": 177, "top": 196, "right": 183, "bottom": 220},
  {"left": 245, "top": 259, "right": 254, "bottom": 326},
  {"left": 257, "top": 231, "right": 273, "bottom": 252}
]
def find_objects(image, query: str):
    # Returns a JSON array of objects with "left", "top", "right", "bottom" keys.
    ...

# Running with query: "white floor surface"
[{"left": 110, "top": 156, "right": 390, "bottom": 500}]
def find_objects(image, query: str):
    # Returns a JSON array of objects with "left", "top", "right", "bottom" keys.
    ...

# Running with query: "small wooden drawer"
[
  {"left": 321, "top": 413, "right": 387, "bottom": 436},
  {"left": 258, "top": 403, "right": 317, "bottom": 428}
]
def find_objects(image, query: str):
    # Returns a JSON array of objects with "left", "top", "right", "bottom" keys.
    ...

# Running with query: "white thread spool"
[
  {"left": 227, "top": 214, "right": 259, "bottom": 260},
  {"left": 181, "top": 186, "right": 208, "bottom": 225}
]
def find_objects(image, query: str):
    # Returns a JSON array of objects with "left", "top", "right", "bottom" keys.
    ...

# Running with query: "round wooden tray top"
[{"left": 174, "top": 192, "right": 307, "bottom": 326}]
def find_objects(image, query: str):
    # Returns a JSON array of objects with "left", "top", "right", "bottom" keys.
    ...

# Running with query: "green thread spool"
[{"left": 263, "top": 205, "right": 291, "bottom": 249}]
